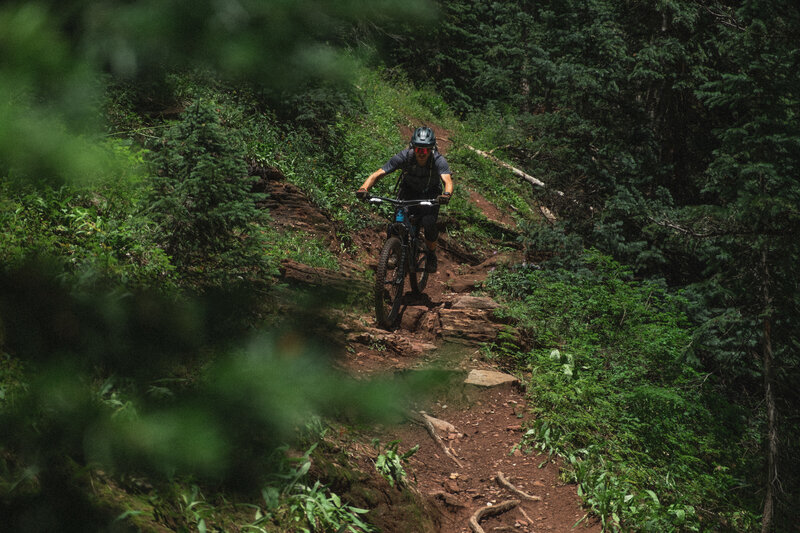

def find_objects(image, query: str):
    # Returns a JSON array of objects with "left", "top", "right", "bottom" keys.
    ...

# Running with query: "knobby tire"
[{"left": 375, "top": 236, "right": 404, "bottom": 329}]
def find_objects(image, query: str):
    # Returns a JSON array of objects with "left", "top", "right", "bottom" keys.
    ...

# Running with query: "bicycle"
[{"left": 365, "top": 195, "right": 439, "bottom": 329}]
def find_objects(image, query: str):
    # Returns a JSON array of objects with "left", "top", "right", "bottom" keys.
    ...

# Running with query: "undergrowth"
[{"left": 484, "top": 250, "right": 757, "bottom": 532}]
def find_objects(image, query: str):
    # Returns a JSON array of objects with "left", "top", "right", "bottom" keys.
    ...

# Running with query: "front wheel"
[{"left": 375, "top": 236, "right": 404, "bottom": 328}]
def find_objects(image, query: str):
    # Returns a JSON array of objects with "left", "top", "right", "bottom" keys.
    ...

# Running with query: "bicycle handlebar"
[{"left": 366, "top": 195, "right": 439, "bottom": 207}]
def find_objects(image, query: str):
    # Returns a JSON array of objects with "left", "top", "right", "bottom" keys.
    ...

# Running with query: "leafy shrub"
[{"left": 1, "top": 158, "right": 175, "bottom": 291}]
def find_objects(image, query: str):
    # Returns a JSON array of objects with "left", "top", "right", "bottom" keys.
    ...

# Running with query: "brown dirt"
[
  {"left": 468, "top": 190, "right": 518, "bottom": 229},
  {"left": 333, "top": 238, "right": 601, "bottom": 532},
  {"left": 262, "top": 156, "right": 601, "bottom": 532}
]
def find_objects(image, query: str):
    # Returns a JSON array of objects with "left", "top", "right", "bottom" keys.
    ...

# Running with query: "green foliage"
[
  {"left": 0, "top": 158, "right": 175, "bottom": 290},
  {"left": 263, "top": 228, "right": 340, "bottom": 271},
  {"left": 0, "top": 3, "right": 113, "bottom": 187},
  {"left": 0, "top": 266, "right": 412, "bottom": 529},
  {"left": 148, "top": 99, "right": 274, "bottom": 286},
  {"left": 162, "top": 444, "right": 377, "bottom": 533},
  {"left": 250, "top": 445, "right": 375, "bottom": 533},
  {"left": 486, "top": 252, "right": 756, "bottom": 531},
  {"left": 372, "top": 439, "right": 418, "bottom": 488}
]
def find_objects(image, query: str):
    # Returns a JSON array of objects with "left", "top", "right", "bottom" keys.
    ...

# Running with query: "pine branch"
[{"left": 695, "top": 1, "right": 746, "bottom": 31}]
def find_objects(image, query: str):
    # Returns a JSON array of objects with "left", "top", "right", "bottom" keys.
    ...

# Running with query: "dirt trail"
[
  {"left": 261, "top": 165, "right": 600, "bottom": 532},
  {"left": 335, "top": 242, "right": 600, "bottom": 533}
]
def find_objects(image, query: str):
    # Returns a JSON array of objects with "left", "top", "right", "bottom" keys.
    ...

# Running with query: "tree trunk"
[{"left": 761, "top": 248, "right": 778, "bottom": 533}]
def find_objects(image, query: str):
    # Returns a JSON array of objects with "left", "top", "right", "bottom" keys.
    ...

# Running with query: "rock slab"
[
  {"left": 464, "top": 369, "right": 519, "bottom": 388},
  {"left": 451, "top": 296, "right": 500, "bottom": 310},
  {"left": 439, "top": 308, "right": 502, "bottom": 344}
]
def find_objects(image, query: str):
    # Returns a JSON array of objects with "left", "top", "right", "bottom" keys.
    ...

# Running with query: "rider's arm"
[
  {"left": 441, "top": 173, "right": 453, "bottom": 195},
  {"left": 359, "top": 168, "right": 386, "bottom": 191}
]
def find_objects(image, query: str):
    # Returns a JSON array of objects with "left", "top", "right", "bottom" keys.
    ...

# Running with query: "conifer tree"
[
  {"left": 149, "top": 100, "right": 268, "bottom": 285},
  {"left": 693, "top": 3, "right": 800, "bottom": 528}
]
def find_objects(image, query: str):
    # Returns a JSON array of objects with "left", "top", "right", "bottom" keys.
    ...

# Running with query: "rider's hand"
[
  {"left": 437, "top": 192, "right": 452, "bottom": 205},
  {"left": 356, "top": 188, "right": 370, "bottom": 201}
]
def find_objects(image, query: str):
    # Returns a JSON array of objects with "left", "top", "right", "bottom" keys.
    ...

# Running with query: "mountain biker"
[{"left": 356, "top": 126, "right": 453, "bottom": 273}]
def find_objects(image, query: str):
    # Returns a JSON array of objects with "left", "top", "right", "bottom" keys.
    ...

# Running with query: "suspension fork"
[{"left": 386, "top": 223, "right": 410, "bottom": 283}]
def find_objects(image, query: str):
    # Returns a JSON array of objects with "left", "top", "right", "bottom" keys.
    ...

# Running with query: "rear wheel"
[
  {"left": 375, "top": 236, "right": 404, "bottom": 328},
  {"left": 408, "top": 240, "right": 429, "bottom": 293}
]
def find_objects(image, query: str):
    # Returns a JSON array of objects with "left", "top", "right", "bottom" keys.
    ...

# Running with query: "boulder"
[
  {"left": 439, "top": 308, "right": 502, "bottom": 344},
  {"left": 400, "top": 306, "right": 429, "bottom": 331}
]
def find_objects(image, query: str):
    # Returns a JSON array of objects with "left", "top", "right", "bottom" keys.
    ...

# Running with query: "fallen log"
[
  {"left": 279, "top": 259, "right": 370, "bottom": 294},
  {"left": 468, "top": 499, "right": 521, "bottom": 533},
  {"left": 465, "top": 145, "right": 552, "bottom": 191},
  {"left": 464, "top": 145, "right": 559, "bottom": 223}
]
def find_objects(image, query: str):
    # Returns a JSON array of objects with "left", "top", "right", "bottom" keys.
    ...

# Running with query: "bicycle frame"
[{"left": 368, "top": 195, "right": 438, "bottom": 274}]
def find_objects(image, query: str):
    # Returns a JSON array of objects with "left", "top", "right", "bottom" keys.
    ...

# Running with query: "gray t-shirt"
[{"left": 381, "top": 148, "right": 451, "bottom": 195}]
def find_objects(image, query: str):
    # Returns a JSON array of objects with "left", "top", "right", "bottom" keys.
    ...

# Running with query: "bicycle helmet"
[{"left": 410, "top": 126, "right": 436, "bottom": 149}]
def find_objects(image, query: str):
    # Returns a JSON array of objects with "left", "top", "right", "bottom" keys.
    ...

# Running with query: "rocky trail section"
[{"left": 260, "top": 168, "right": 599, "bottom": 532}]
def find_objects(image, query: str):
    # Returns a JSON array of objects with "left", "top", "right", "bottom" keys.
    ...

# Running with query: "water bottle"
[{"left": 395, "top": 209, "right": 405, "bottom": 222}]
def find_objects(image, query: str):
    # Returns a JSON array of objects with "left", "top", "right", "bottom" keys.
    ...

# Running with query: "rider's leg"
[
  {"left": 421, "top": 212, "right": 440, "bottom": 272},
  {"left": 421, "top": 212, "right": 439, "bottom": 247}
]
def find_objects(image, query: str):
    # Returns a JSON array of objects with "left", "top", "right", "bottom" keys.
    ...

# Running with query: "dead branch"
[
  {"left": 469, "top": 499, "right": 521, "bottom": 533},
  {"left": 420, "top": 412, "right": 463, "bottom": 468},
  {"left": 495, "top": 471, "right": 541, "bottom": 501},
  {"left": 518, "top": 505, "right": 534, "bottom": 524},
  {"left": 539, "top": 205, "right": 557, "bottom": 224},
  {"left": 488, "top": 144, "right": 512, "bottom": 155},
  {"left": 697, "top": 2, "right": 745, "bottom": 31}
]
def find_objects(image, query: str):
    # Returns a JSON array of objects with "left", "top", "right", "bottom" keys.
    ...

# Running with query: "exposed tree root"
[
  {"left": 421, "top": 412, "right": 463, "bottom": 468},
  {"left": 404, "top": 410, "right": 463, "bottom": 468},
  {"left": 495, "top": 471, "right": 541, "bottom": 501},
  {"left": 468, "top": 499, "right": 520, "bottom": 533},
  {"left": 429, "top": 490, "right": 466, "bottom": 508}
]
